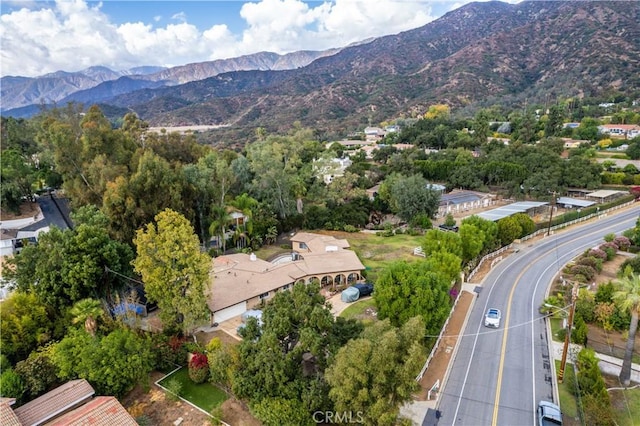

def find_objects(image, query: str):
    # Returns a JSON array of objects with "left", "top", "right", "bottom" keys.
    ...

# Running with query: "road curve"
[{"left": 435, "top": 205, "right": 640, "bottom": 426}]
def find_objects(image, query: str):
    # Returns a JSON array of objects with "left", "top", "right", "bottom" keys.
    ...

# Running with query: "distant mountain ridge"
[
  {"left": 3, "top": 0, "right": 639, "bottom": 141},
  {"left": 0, "top": 49, "right": 342, "bottom": 111}
]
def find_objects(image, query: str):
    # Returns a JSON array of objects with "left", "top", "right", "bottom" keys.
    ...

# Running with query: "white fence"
[{"left": 466, "top": 244, "right": 511, "bottom": 282}]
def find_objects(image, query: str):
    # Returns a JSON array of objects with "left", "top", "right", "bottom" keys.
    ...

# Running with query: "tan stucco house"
[{"left": 208, "top": 232, "right": 366, "bottom": 324}]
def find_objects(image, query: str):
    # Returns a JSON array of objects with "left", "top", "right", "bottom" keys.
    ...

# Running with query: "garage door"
[{"left": 214, "top": 302, "right": 247, "bottom": 324}]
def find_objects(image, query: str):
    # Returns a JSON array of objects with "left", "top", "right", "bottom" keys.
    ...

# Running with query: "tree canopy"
[{"left": 132, "top": 209, "right": 211, "bottom": 334}]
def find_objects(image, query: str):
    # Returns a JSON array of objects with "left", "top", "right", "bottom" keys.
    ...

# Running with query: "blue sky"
[{"left": 0, "top": 1, "right": 519, "bottom": 77}]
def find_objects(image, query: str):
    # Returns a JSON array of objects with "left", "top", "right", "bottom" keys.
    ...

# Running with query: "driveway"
[{"left": 327, "top": 292, "right": 351, "bottom": 316}]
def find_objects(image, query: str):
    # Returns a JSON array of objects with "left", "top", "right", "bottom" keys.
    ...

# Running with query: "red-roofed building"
[
  {"left": 5, "top": 380, "right": 135, "bottom": 426},
  {"left": 46, "top": 396, "right": 136, "bottom": 426}
]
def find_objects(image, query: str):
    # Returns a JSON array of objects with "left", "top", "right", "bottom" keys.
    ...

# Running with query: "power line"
[
  {"left": 423, "top": 310, "right": 565, "bottom": 339},
  {"left": 104, "top": 266, "right": 144, "bottom": 286}
]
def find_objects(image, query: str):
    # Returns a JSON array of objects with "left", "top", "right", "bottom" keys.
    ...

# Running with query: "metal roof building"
[
  {"left": 556, "top": 197, "right": 596, "bottom": 208},
  {"left": 475, "top": 201, "right": 548, "bottom": 222}
]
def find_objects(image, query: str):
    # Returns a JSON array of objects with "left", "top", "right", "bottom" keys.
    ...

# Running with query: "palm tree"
[
  {"left": 209, "top": 205, "right": 231, "bottom": 253},
  {"left": 70, "top": 298, "right": 105, "bottom": 337},
  {"left": 613, "top": 272, "right": 640, "bottom": 386},
  {"left": 230, "top": 194, "right": 258, "bottom": 249}
]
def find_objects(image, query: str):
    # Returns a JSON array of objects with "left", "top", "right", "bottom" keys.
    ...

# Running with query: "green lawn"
[
  {"left": 333, "top": 232, "right": 426, "bottom": 281},
  {"left": 610, "top": 387, "right": 640, "bottom": 426},
  {"left": 253, "top": 230, "right": 426, "bottom": 281},
  {"left": 340, "top": 298, "right": 376, "bottom": 320},
  {"left": 158, "top": 367, "right": 227, "bottom": 413},
  {"left": 556, "top": 360, "right": 579, "bottom": 421},
  {"left": 550, "top": 318, "right": 564, "bottom": 342}
]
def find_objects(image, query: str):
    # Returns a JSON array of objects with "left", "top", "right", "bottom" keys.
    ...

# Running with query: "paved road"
[
  {"left": 436, "top": 206, "right": 640, "bottom": 426},
  {"left": 20, "top": 194, "right": 73, "bottom": 231}
]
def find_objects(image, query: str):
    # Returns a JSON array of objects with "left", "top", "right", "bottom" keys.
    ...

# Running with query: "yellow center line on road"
[{"left": 491, "top": 265, "right": 528, "bottom": 426}]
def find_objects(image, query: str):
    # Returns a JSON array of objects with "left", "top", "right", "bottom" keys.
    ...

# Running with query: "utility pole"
[
  {"left": 558, "top": 281, "right": 578, "bottom": 383},
  {"left": 546, "top": 191, "right": 557, "bottom": 237}
]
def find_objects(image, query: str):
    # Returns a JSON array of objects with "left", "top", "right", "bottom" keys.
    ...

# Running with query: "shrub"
[
  {"left": 588, "top": 248, "right": 607, "bottom": 260},
  {"left": 343, "top": 224, "right": 358, "bottom": 233},
  {"left": 577, "top": 256, "right": 603, "bottom": 273},
  {"left": 603, "top": 233, "right": 616, "bottom": 243},
  {"left": 0, "top": 368, "right": 27, "bottom": 403},
  {"left": 164, "top": 377, "right": 182, "bottom": 401},
  {"left": 188, "top": 352, "right": 209, "bottom": 384},
  {"left": 206, "top": 337, "right": 222, "bottom": 354},
  {"left": 613, "top": 235, "right": 631, "bottom": 250},
  {"left": 570, "top": 264, "right": 596, "bottom": 281},
  {"left": 599, "top": 242, "right": 619, "bottom": 260}
]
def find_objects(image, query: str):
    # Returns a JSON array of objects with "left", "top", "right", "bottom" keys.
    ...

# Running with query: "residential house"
[
  {"left": 208, "top": 232, "right": 365, "bottom": 324},
  {"left": 3, "top": 379, "right": 136, "bottom": 426},
  {"left": 313, "top": 157, "right": 353, "bottom": 185},
  {"left": 561, "top": 138, "right": 589, "bottom": 149},
  {"left": 598, "top": 124, "right": 640, "bottom": 139},
  {"left": 364, "top": 127, "right": 384, "bottom": 142}
]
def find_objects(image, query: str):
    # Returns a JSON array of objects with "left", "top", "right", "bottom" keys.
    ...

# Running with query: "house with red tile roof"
[
  {"left": 5, "top": 380, "right": 135, "bottom": 426},
  {"left": 46, "top": 396, "right": 136, "bottom": 426},
  {"left": 598, "top": 124, "right": 640, "bottom": 139}
]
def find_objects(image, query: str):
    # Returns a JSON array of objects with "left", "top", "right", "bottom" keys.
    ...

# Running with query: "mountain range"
[{"left": 2, "top": 1, "right": 639, "bottom": 142}]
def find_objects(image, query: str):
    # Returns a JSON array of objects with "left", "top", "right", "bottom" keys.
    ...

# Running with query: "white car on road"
[{"left": 484, "top": 308, "right": 501, "bottom": 328}]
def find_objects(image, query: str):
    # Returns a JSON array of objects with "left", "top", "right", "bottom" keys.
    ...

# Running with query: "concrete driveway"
[{"left": 327, "top": 292, "right": 373, "bottom": 316}]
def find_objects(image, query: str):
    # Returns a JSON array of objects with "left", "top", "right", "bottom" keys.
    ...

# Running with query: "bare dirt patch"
[
  {"left": 416, "top": 291, "right": 474, "bottom": 400},
  {"left": 121, "top": 371, "right": 260, "bottom": 426},
  {"left": 122, "top": 371, "right": 211, "bottom": 426},
  {"left": 0, "top": 201, "right": 39, "bottom": 221}
]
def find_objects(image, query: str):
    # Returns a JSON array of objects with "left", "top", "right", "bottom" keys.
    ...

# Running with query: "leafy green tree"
[
  {"left": 459, "top": 223, "right": 485, "bottom": 264},
  {"left": 233, "top": 283, "right": 359, "bottom": 421},
  {"left": 497, "top": 216, "right": 522, "bottom": 246},
  {"left": 133, "top": 209, "right": 211, "bottom": 334},
  {"left": 7, "top": 219, "right": 134, "bottom": 311},
  {"left": 511, "top": 213, "right": 535, "bottom": 238},
  {"left": 0, "top": 149, "right": 36, "bottom": 214},
  {"left": 612, "top": 273, "right": 640, "bottom": 386},
  {"left": 383, "top": 174, "right": 440, "bottom": 221},
  {"left": 102, "top": 151, "right": 187, "bottom": 243},
  {"left": 0, "top": 292, "right": 53, "bottom": 364},
  {"left": 544, "top": 105, "right": 565, "bottom": 137},
  {"left": 0, "top": 368, "right": 26, "bottom": 403},
  {"left": 325, "top": 317, "right": 425, "bottom": 426},
  {"left": 374, "top": 261, "right": 452, "bottom": 335},
  {"left": 207, "top": 342, "right": 239, "bottom": 394},
  {"left": 472, "top": 109, "right": 491, "bottom": 146},
  {"left": 209, "top": 205, "right": 232, "bottom": 253},
  {"left": 246, "top": 137, "right": 305, "bottom": 219},
  {"left": 52, "top": 328, "right": 153, "bottom": 397},
  {"left": 422, "top": 229, "right": 463, "bottom": 259},
  {"left": 461, "top": 215, "right": 499, "bottom": 253},
  {"left": 562, "top": 156, "right": 602, "bottom": 189}
]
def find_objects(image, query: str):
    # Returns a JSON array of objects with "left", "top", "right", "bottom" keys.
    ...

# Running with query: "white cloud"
[
  {"left": 171, "top": 12, "right": 187, "bottom": 23},
  {"left": 0, "top": 0, "right": 440, "bottom": 77}
]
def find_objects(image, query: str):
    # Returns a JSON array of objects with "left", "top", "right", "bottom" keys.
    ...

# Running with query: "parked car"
[
  {"left": 353, "top": 282, "right": 374, "bottom": 297},
  {"left": 484, "top": 308, "right": 501, "bottom": 328},
  {"left": 537, "top": 401, "right": 562, "bottom": 425}
]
